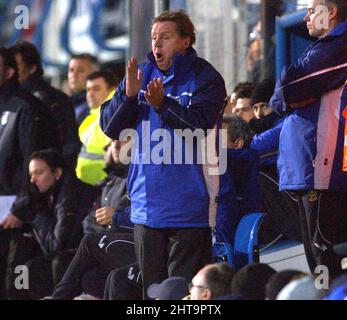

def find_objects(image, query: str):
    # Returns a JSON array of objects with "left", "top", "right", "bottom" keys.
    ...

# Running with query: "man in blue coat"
[
  {"left": 270, "top": 0, "right": 347, "bottom": 276},
  {"left": 100, "top": 10, "right": 226, "bottom": 299}
]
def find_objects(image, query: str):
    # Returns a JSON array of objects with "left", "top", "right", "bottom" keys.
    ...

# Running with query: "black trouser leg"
[
  {"left": 298, "top": 190, "right": 347, "bottom": 278},
  {"left": 134, "top": 225, "right": 212, "bottom": 300},
  {"left": 5, "top": 232, "right": 41, "bottom": 300},
  {"left": 104, "top": 263, "right": 142, "bottom": 300},
  {"left": 167, "top": 228, "right": 212, "bottom": 280},
  {"left": 53, "top": 232, "right": 135, "bottom": 299},
  {"left": 134, "top": 225, "right": 169, "bottom": 300}
]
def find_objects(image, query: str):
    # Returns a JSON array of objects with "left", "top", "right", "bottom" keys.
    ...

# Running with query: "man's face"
[
  {"left": 189, "top": 271, "right": 208, "bottom": 300},
  {"left": 86, "top": 77, "right": 112, "bottom": 110},
  {"left": 68, "top": 58, "right": 96, "bottom": 94},
  {"left": 29, "top": 159, "right": 61, "bottom": 193},
  {"left": 15, "top": 53, "right": 32, "bottom": 84},
  {"left": 151, "top": 21, "right": 190, "bottom": 71},
  {"left": 253, "top": 102, "right": 272, "bottom": 119},
  {"left": 234, "top": 98, "right": 255, "bottom": 123},
  {"left": 304, "top": 0, "right": 333, "bottom": 39},
  {"left": 105, "top": 140, "right": 132, "bottom": 166}
]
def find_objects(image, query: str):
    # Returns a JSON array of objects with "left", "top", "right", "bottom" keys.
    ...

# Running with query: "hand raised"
[
  {"left": 126, "top": 57, "right": 142, "bottom": 98},
  {"left": 145, "top": 78, "right": 164, "bottom": 110}
]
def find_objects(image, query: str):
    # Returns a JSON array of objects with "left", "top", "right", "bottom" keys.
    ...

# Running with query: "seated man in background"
[
  {"left": 52, "top": 140, "right": 135, "bottom": 300},
  {"left": 216, "top": 115, "right": 261, "bottom": 246},
  {"left": 1, "top": 149, "right": 96, "bottom": 300},
  {"left": 76, "top": 70, "right": 118, "bottom": 186},
  {"left": 233, "top": 82, "right": 256, "bottom": 123},
  {"left": 249, "top": 79, "right": 282, "bottom": 169},
  {"left": 249, "top": 80, "right": 302, "bottom": 243},
  {"left": 11, "top": 41, "right": 81, "bottom": 170},
  {"left": 189, "top": 263, "right": 235, "bottom": 300}
]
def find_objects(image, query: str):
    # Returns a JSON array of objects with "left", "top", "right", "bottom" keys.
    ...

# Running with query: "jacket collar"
[
  {"left": 328, "top": 20, "right": 347, "bottom": 37},
  {"left": 22, "top": 73, "right": 45, "bottom": 92}
]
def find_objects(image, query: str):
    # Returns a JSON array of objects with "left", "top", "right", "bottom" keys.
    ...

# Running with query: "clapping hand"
[
  {"left": 145, "top": 77, "right": 164, "bottom": 110},
  {"left": 126, "top": 57, "right": 142, "bottom": 99}
]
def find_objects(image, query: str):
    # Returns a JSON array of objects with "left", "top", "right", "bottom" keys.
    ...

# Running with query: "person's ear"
[
  {"left": 234, "top": 137, "right": 245, "bottom": 150},
  {"left": 5, "top": 68, "right": 15, "bottom": 81},
  {"left": 329, "top": 5, "right": 338, "bottom": 21},
  {"left": 202, "top": 288, "right": 212, "bottom": 300},
  {"left": 29, "top": 65, "right": 38, "bottom": 75},
  {"left": 55, "top": 168, "right": 63, "bottom": 181},
  {"left": 183, "top": 37, "right": 190, "bottom": 50}
]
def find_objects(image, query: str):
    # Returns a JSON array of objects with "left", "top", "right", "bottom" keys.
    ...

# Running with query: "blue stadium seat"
[{"left": 213, "top": 212, "right": 265, "bottom": 270}]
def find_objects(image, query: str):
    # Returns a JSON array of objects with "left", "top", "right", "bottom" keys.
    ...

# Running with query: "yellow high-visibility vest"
[{"left": 76, "top": 106, "right": 110, "bottom": 185}]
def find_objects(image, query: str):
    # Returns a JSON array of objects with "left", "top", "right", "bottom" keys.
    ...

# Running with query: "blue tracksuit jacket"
[
  {"left": 101, "top": 47, "right": 226, "bottom": 228},
  {"left": 270, "top": 21, "right": 347, "bottom": 191}
]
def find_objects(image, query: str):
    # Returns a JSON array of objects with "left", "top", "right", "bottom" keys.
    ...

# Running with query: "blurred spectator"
[
  {"left": 216, "top": 115, "right": 260, "bottom": 245},
  {"left": 189, "top": 263, "right": 235, "bottom": 300},
  {"left": 82, "top": 139, "right": 131, "bottom": 235},
  {"left": 270, "top": 0, "right": 347, "bottom": 276},
  {"left": 265, "top": 270, "right": 307, "bottom": 300},
  {"left": 276, "top": 276, "right": 327, "bottom": 300},
  {"left": 231, "top": 263, "right": 276, "bottom": 300},
  {"left": 248, "top": 79, "right": 302, "bottom": 243},
  {"left": 233, "top": 82, "right": 256, "bottom": 122},
  {"left": 11, "top": 41, "right": 81, "bottom": 169},
  {"left": 247, "top": 21, "right": 262, "bottom": 83},
  {"left": 0, "top": 47, "right": 60, "bottom": 197},
  {"left": 68, "top": 53, "right": 99, "bottom": 126},
  {"left": 224, "top": 82, "right": 255, "bottom": 116},
  {"left": 76, "top": 70, "right": 118, "bottom": 186},
  {"left": 0, "top": 47, "right": 61, "bottom": 299},
  {"left": 52, "top": 140, "right": 135, "bottom": 300},
  {"left": 1, "top": 149, "right": 96, "bottom": 299},
  {"left": 147, "top": 277, "right": 189, "bottom": 300}
]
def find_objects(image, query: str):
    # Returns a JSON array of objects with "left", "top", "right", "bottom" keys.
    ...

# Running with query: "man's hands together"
[{"left": 126, "top": 57, "right": 164, "bottom": 110}]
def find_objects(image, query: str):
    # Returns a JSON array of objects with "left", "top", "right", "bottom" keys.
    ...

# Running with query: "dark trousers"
[
  {"left": 134, "top": 225, "right": 212, "bottom": 300},
  {"left": 52, "top": 232, "right": 135, "bottom": 300},
  {"left": 104, "top": 262, "right": 142, "bottom": 300},
  {"left": 258, "top": 167, "right": 302, "bottom": 242},
  {"left": 23, "top": 250, "right": 76, "bottom": 300},
  {"left": 0, "top": 229, "right": 41, "bottom": 300},
  {"left": 297, "top": 190, "right": 347, "bottom": 277}
]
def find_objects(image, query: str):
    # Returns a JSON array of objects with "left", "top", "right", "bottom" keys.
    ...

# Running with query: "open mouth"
[{"left": 155, "top": 53, "right": 164, "bottom": 63}]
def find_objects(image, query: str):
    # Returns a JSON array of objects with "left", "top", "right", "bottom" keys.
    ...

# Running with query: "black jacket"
[
  {"left": 22, "top": 74, "right": 81, "bottom": 168},
  {"left": 12, "top": 174, "right": 98, "bottom": 255},
  {"left": 0, "top": 79, "right": 61, "bottom": 195}
]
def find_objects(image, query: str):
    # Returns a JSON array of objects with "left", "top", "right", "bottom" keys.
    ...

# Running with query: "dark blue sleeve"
[
  {"left": 100, "top": 78, "right": 140, "bottom": 140},
  {"left": 250, "top": 119, "right": 283, "bottom": 158},
  {"left": 157, "top": 68, "right": 227, "bottom": 130},
  {"left": 280, "top": 36, "right": 347, "bottom": 104},
  {"left": 112, "top": 207, "right": 133, "bottom": 230}
]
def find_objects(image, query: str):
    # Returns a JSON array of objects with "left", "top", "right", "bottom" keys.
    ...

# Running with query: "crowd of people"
[{"left": 1, "top": 0, "right": 347, "bottom": 301}]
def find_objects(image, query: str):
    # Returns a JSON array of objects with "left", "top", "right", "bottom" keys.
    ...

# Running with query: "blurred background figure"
[
  {"left": 11, "top": 41, "right": 81, "bottom": 170},
  {"left": 67, "top": 54, "right": 99, "bottom": 126},
  {"left": 76, "top": 70, "right": 118, "bottom": 186}
]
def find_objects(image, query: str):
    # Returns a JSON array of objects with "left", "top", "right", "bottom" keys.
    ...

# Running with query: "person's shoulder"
[
  {"left": 192, "top": 56, "right": 224, "bottom": 82},
  {"left": 10, "top": 88, "right": 45, "bottom": 113}
]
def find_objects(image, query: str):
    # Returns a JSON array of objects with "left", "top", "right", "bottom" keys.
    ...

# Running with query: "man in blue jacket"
[
  {"left": 100, "top": 10, "right": 226, "bottom": 299},
  {"left": 270, "top": 0, "right": 347, "bottom": 276}
]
